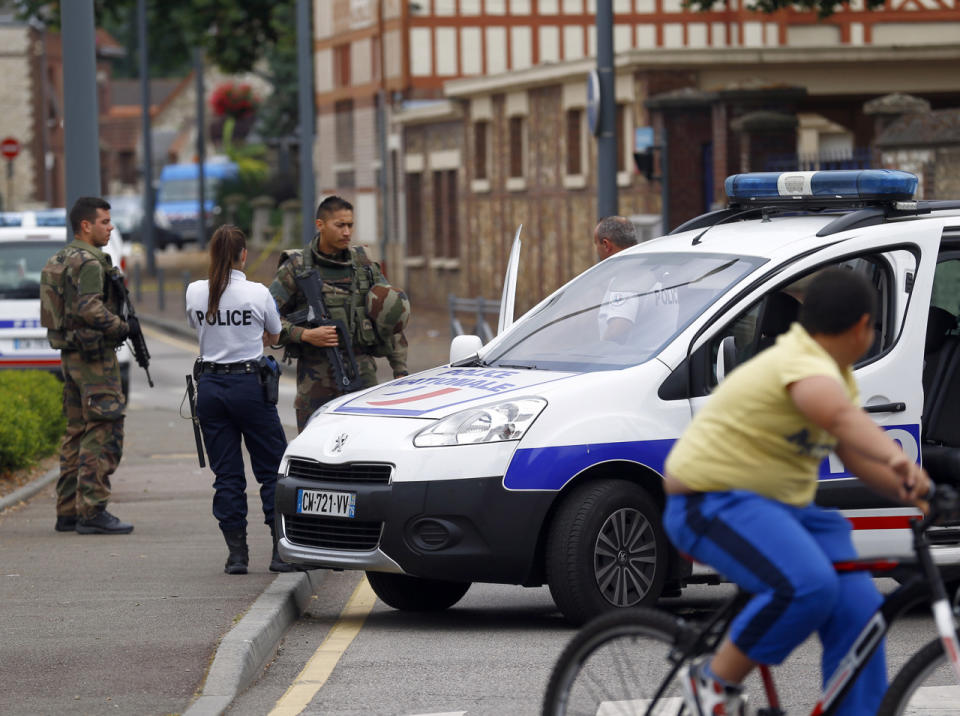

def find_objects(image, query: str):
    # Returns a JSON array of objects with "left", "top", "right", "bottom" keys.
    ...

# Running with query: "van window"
[
  {"left": 485, "top": 252, "right": 764, "bottom": 372},
  {"left": 704, "top": 251, "right": 909, "bottom": 388},
  {"left": 0, "top": 240, "right": 52, "bottom": 299},
  {"left": 159, "top": 178, "right": 221, "bottom": 202}
]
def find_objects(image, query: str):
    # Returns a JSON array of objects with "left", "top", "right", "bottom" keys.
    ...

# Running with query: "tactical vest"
[
  {"left": 280, "top": 245, "right": 380, "bottom": 360},
  {"left": 40, "top": 243, "right": 122, "bottom": 350}
]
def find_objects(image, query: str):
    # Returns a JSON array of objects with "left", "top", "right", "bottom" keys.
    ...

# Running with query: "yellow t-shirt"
[{"left": 664, "top": 323, "right": 858, "bottom": 506}]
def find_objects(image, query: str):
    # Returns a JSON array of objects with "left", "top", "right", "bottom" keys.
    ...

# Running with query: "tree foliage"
[
  {"left": 18, "top": 0, "right": 291, "bottom": 75},
  {"left": 685, "top": 0, "right": 888, "bottom": 18}
]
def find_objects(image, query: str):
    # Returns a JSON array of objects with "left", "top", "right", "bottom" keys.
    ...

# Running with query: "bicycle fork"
[{"left": 914, "top": 521, "right": 960, "bottom": 684}]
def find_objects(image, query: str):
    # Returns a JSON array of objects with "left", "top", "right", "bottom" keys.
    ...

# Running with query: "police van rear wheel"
[
  {"left": 365, "top": 571, "right": 471, "bottom": 612},
  {"left": 546, "top": 479, "right": 668, "bottom": 626}
]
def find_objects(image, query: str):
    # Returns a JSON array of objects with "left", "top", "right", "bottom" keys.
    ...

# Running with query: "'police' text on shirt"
[{"left": 194, "top": 309, "right": 254, "bottom": 326}]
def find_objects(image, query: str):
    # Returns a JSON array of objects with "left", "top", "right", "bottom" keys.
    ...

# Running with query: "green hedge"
[{"left": 0, "top": 370, "right": 65, "bottom": 472}]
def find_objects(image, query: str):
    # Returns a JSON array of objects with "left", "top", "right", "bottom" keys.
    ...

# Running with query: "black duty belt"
[{"left": 198, "top": 360, "right": 257, "bottom": 375}]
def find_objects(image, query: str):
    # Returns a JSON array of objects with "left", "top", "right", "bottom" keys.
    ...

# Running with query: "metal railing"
[{"left": 448, "top": 294, "right": 500, "bottom": 343}]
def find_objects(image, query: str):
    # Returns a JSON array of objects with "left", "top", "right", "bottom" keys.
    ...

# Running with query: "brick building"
[{"left": 313, "top": 0, "right": 960, "bottom": 311}]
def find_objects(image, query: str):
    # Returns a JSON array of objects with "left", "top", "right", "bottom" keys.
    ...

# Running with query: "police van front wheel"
[
  {"left": 546, "top": 479, "right": 668, "bottom": 626},
  {"left": 365, "top": 572, "right": 471, "bottom": 612}
]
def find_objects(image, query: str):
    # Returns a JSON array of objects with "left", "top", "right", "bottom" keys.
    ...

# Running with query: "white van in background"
[{"left": 0, "top": 211, "right": 132, "bottom": 397}]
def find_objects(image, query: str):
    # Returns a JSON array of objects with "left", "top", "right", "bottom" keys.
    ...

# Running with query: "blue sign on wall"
[{"left": 635, "top": 126, "right": 655, "bottom": 152}]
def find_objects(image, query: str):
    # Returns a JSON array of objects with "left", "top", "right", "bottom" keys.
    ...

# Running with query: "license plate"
[
  {"left": 13, "top": 338, "right": 50, "bottom": 351},
  {"left": 297, "top": 488, "right": 356, "bottom": 518}
]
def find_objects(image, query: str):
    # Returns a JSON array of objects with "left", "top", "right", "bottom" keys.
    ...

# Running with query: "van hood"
[{"left": 331, "top": 364, "right": 577, "bottom": 418}]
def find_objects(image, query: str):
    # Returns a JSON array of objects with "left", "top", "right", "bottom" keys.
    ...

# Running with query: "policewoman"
[{"left": 185, "top": 225, "right": 294, "bottom": 574}]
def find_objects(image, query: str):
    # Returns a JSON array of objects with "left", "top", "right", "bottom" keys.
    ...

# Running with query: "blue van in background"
[{"left": 156, "top": 159, "right": 238, "bottom": 243}]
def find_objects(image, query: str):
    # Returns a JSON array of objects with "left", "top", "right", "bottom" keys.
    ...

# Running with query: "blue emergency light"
[{"left": 725, "top": 170, "right": 918, "bottom": 207}]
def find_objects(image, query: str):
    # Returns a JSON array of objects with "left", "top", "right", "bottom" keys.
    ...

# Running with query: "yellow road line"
[{"left": 268, "top": 576, "right": 378, "bottom": 716}]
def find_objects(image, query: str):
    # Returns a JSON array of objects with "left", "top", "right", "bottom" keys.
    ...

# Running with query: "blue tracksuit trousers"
[{"left": 664, "top": 490, "right": 886, "bottom": 716}]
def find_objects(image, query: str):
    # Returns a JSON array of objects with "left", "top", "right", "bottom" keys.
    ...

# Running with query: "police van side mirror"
[
  {"left": 716, "top": 336, "right": 737, "bottom": 383},
  {"left": 450, "top": 334, "right": 483, "bottom": 364}
]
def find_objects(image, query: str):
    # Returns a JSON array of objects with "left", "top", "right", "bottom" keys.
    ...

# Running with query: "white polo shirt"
[{"left": 185, "top": 270, "right": 282, "bottom": 363}]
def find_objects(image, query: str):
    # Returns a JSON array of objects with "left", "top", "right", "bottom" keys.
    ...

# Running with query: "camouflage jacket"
[
  {"left": 41, "top": 239, "right": 127, "bottom": 352},
  {"left": 269, "top": 239, "right": 408, "bottom": 376}
]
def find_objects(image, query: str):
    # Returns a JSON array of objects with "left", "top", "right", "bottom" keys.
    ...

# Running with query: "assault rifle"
[
  {"left": 109, "top": 273, "right": 154, "bottom": 388},
  {"left": 287, "top": 271, "right": 364, "bottom": 393}
]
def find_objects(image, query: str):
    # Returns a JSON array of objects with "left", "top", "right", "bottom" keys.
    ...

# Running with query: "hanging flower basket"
[{"left": 210, "top": 82, "right": 260, "bottom": 121}]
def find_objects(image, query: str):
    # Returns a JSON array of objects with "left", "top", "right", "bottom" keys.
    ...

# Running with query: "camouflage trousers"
[
  {"left": 57, "top": 351, "right": 125, "bottom": 519},
  {"left": 294, "top": 354, "right": 377, "bottom": 432}
]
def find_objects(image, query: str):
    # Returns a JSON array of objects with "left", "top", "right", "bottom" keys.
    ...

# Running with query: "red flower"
[{"left": 210, "top": 82, "right": 260, "bottom": 119}]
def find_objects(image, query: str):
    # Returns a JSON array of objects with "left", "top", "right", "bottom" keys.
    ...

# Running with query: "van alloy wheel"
[{"left": 594, "top": 507, "right": 657, "bottom": 607}]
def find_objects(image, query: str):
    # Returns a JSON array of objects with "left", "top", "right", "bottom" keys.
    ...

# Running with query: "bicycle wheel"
[
  {"left": 878, "top": 629, "right": 960, "bottom": 716},
  {"left": 543, "top": 607, "right": 695, "bottom": 716}
]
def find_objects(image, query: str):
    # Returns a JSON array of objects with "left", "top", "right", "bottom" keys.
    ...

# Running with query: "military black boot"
[
  {"left": 76, "top": 508, "right": 134, "bottom": 535},
  {"left": 269, "top": 526, "right": 296, "bottom": 573},
  {"left": 223, "top": 530, "right": 249, "bottom": 575}
]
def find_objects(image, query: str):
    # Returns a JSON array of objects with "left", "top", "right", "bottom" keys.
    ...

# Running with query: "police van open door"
[
  {"left": 498, "top": 225, "right": 522, "bottom": 336},
  {"left": 675, "top": 220, "right": 940, "bottom": 557}
]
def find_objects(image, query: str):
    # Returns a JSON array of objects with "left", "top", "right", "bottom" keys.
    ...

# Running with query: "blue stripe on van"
[
  {"left": 503, "top": 439, "right": 675, "bottom": 490},
  {"left": 503, "top": 422, "right": 921, "bottom": 491}
]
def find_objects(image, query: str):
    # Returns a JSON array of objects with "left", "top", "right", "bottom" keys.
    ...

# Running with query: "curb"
[
  {"left": 0, "top": 465, "right": 59, "bottom": 514},
  {"left": 184, "top": 569, "right": 323, "bottom": 716}
]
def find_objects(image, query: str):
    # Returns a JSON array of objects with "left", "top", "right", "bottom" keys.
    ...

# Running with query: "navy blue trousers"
[{"left": 196, "top": 372, "right": 287, "bottom": 533}]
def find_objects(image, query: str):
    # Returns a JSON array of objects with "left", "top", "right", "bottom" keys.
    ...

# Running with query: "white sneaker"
[{"left": 679, "top": 657, "right": 748, "bottom": 716}]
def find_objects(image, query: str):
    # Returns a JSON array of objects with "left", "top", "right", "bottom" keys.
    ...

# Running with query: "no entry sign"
[{"left": 1, "top": 136, "right": 20, "bottom": 160}]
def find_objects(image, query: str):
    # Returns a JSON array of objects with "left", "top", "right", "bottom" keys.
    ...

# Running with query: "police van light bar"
[{"left": 725, "top": 170, "right": 918, "bottom": 207}]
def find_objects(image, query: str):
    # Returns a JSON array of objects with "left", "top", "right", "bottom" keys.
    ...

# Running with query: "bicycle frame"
[{"left": 654, "top": 515, "right": 960, "bottom": 716}]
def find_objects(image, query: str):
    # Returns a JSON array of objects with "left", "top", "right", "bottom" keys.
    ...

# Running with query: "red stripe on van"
[{"left": 847, "top": 516, "right": 913, "bottom": 530}]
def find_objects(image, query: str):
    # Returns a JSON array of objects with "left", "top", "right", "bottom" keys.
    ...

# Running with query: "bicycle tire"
[
  {"left": 542, "top": 607, "right": 695, "bottom": 716},
  {"left": 877, "top": 628, "right": 960, "bottom": 716}
]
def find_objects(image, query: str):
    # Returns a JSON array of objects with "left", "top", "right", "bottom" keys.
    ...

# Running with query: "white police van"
[
  {"left": 0, "top": 211, "right": 132, "bottom": 397},
  {"left": 275, "top": 170, "right": 960, "bottom": 624}
]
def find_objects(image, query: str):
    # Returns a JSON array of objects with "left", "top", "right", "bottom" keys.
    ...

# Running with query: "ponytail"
[{"left": 206, "top": 225, "right": 247, "bottom": 324}]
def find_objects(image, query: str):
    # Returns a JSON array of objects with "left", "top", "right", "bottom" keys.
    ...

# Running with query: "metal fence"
[
  {"left": 764, "top": 148, "right": 873, "bottom": 172},
  {"left": 448, "top": 294, "right": 500, "bottom": 343}
]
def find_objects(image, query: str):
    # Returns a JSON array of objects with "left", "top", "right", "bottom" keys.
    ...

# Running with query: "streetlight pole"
[
  {"left": 195, "top": 48, "right": 207, "bottom": 248},
  {"left": 60, "top": 0, "right": 101, "bottom": 239},
  {"left": 296, "top": 0, "right": 316, "bottom": 247},
  {"left": 138, "top": 0, "right": 156, "bottom": 275},
  {"left": 596, "top": 0, "right": 618, "bottom": 219}
]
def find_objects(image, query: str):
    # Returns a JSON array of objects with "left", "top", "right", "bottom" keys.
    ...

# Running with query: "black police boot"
[
  {"left": 75, "top": 508, "right": 134, "bottom": 535},
  {"left": 269, "top": 526, "right": 296, "bottom": 573},
  {"left": 55, "top": 515, "right": 77, "bottom": 532},
  {"left": 223, "top": 530, "right": 249, "bottom": 575}
]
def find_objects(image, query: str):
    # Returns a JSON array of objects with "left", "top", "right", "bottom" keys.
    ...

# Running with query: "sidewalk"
[{"left": 0, "top": 401, "right": 322, "bottom": 716}]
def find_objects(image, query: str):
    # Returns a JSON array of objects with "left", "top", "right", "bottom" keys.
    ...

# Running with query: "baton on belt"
[{"left": 185, "top": 375, "right": 206, "bottom": 468}]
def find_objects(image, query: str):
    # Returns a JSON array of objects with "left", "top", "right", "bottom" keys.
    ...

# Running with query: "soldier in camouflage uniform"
[
  {"left": 40, "top": 197, "right": 133, "bottom": 535},
  {"left": 270, "top": 195, "right": 411, "bottom": 432}
]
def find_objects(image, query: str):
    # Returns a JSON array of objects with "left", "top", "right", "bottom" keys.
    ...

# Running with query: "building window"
[
  {"left": 334, "top": 99, "right": 354, "bottom": 164},
  {"left": 334, "top": 44, "right": 351, "bottom": 88},
  {"left": 432, "top": 169, "right": 459, "bottom": 259},
  {"left": 474, "top": 121, "right": 489, "bottom": 180},
  {"left": 566, "top": 109, "right": 582, "bottom": 176},
  {"left": 406, "top": 172, "right": 423, "bottom": 257},
  {"left": 616, "top": 104, "right": 627, "bottom": 173},
  {"left": 509, "top": 116, "right": 524, "bottom": 179}
]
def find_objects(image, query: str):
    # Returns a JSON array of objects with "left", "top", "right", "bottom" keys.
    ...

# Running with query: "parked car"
[
  {"left": 272, "top": 169, "right": 960, "bottom": 625},
  {"left": 105, "top": 194, "right": 184, "bottom": 251},
  {"left": 155, "top": 159, "right": 238, "bottom": 243},
  {"left": 0, "top": 212, "right": 132, "bottom": 398}
]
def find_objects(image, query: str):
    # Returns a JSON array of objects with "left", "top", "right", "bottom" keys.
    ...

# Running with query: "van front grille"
[
  {"left": 286, "top": 458, "right": 391, "bottom": 484},
  {"left": 285, "top": 514, "right": 382, "bottom": 551}
]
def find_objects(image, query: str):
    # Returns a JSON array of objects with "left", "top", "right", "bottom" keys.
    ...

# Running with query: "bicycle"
[{"left": 542, "top": 485, "right": 960, "bottom": 716}]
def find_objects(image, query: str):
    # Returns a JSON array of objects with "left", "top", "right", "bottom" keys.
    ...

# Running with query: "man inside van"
[
  {"left": 593, "top": 215, "right": 637, "bottom": 261},
  {"left": 41, "top": 197, "right": 133, "bottom": 535},
  {"left": 662, "top": 268, "right": 931, "bottom": 715}
]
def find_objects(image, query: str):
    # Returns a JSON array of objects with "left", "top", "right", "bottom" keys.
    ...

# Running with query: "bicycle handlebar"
[{"left": 919, "top": 483, "right": 960, "bottom": 530}]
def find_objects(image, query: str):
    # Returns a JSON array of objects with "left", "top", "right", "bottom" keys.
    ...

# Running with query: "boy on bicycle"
[{"left": 663, "top": 268, "right": 932, "bottom": 716}]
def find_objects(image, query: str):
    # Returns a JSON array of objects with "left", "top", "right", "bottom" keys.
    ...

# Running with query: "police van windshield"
[
  {"left": 0, "top": 241, "right": 51, "bottom": 299},
  {"left": 485, "top": 252, "right": 765, "bottom": 372}
]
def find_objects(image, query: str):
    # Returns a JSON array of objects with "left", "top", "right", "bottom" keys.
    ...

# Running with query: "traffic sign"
[{"left": 1, "top": 136, "right": 19, "bottom": 160}]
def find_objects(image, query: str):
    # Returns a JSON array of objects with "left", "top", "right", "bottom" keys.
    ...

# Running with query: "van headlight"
[{"left": 413, "top": 398, "right": 546, "bottom": 447}]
